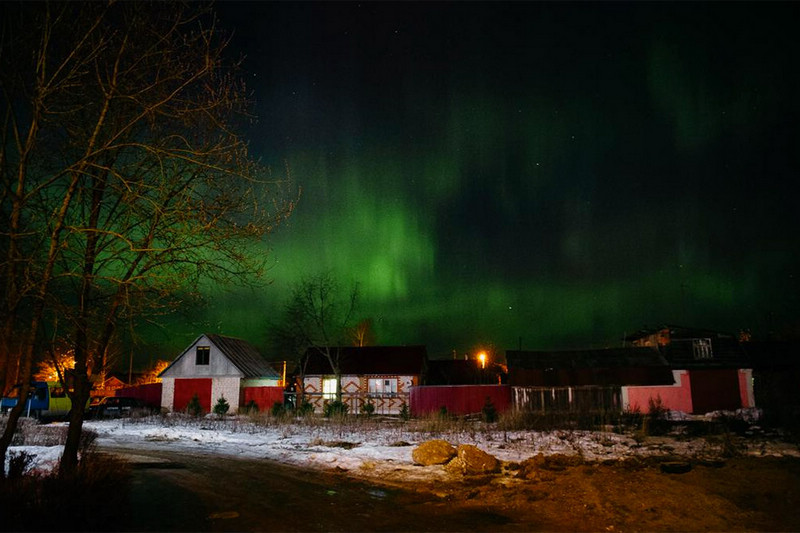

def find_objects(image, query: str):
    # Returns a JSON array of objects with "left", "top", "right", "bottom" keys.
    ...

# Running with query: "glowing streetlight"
[{"left": 477, "top": 351, "right": 487, "bottom": 369}]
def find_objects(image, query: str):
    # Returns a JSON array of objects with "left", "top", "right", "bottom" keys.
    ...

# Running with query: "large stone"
[
  {"left": 456, "top": 444, "right": 500, "bottom": 475},
  {"left": 412, "top": 440, "right": 457, "bottom": 466}
]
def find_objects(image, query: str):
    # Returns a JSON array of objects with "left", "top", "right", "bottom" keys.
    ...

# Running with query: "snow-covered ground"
[{"left": 6, "top": 409, "right": 800, "bottom": 482}]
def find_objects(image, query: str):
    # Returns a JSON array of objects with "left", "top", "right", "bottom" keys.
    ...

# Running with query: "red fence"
[
  {"left": 115, "top": 383, "right": 162, "bottom": 409},
  {"left": 410, "top": 385, "right": 511, "bottom": 416},
  {"left": 243, "top": 386, "right": 284, "bottom": 412}
]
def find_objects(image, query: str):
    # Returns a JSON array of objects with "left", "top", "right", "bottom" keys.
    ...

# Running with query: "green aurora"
[{"left": 138, "top": 3, "right": 800, "bottom": 362}]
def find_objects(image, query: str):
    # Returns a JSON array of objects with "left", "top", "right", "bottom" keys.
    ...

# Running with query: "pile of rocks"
[{"left": 411, "top": 439, "right": 500, "bottom": 476}]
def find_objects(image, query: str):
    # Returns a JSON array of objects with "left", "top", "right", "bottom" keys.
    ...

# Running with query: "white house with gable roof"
[{"left": 159, "top": 334, "right": 281, "bottom": 414}]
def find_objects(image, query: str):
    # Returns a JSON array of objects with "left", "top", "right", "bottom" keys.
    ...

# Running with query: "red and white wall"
[{"left": 622, "top": 369, "right": 754, "bottom": 414}]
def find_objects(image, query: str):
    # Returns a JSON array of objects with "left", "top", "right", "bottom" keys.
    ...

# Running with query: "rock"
[
  {"left": 444, "top": 456, "right": 465, "bottom": 475},
  {"left": 457, "top": 444, "right": 500, "bottom": 475},
  {"left": 412, "top": 439, "right": 457, "bottom": 466}
]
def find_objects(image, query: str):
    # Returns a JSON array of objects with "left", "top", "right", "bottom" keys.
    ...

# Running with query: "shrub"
[
  {"left": 361, "top": 398, "right": 375, "bottom": 416},
  {"left": 438, "top": 405, "right": 449, "bottom": 419},
  {"left": 243, "top": 399, "right": 259, "bottom": 414},
  {"left": 270, "top": 401, "right": 286, "bottom": 418},
  {"left": 7, "top": 451, "right": 34, "bottom": 479},
  {"left": 399, "top": 402, "right": 410, "bottom": 421},
  {"left": 645, "top": 396, "right": 670, "bottom": 436},
  {"left": 213, "top": 396, "right": 230, "bottom": 417},
  {"left": 324, "top": 400, "right": 349, "bottom": 418},
  {"left": 482, "top": 397, "right": 498, "bottom": 423},
  {"left": 297, "top": 398, "right": 314, "bottom": 416},
  {"left": 186, "top": 394, "right": 203, "bottom": 417}
]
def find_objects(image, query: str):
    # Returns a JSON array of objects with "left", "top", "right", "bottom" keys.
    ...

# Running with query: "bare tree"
[
  {"left": 0, "top": 2, "right": 295, "bottom": 477},
  {"left": 271, "top": 272, "right": 359, "bottom": 402},
  {"left": 348, "top": 318, "right": 376, "bottom": 347}
]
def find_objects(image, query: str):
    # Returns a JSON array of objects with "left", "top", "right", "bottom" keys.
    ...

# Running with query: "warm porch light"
[{"left": 477, "top": 351, "right": 487, "bottom": 369}]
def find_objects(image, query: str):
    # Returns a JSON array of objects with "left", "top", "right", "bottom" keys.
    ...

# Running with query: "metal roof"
[
  {"left": 506, "top": 347, "right": 670, "bottom": 369},
  {"left": 159, "top": 334, "right": 279, "bottom": 379},
  {"left": 303, "top": 345, "right": 428, "bottom": 376}
]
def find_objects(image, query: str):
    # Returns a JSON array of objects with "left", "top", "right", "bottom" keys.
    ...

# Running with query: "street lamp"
[{"left": 477, "top": 351, "right": 487, "bottom": 369}]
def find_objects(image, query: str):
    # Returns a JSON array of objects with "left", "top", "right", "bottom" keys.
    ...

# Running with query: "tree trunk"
[{"left": 58, "top": 372, "right": 91, "bottom": 476}]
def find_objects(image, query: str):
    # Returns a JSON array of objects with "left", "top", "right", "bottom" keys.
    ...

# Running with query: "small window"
[
  {"left": 322, "top": 378, "right": 337, "bottom": 400},
  {"left": 368, "top": 378, "right": 397, "bottom": 396},
  {"left": 196, "top": 346, "right": 210, "bottom": 365},
  {"left": 49, "top": 386, "right": 65, "bottom": 398},
  {"left": 693, "top": 339, "right": 713, "bottom": 359}
]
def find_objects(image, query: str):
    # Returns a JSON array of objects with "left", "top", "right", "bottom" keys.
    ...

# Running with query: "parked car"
[{"left": 89, "top": 396, "right": 152, "bottom": 418}]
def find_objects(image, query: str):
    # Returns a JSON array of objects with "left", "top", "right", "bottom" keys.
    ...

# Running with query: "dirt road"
[{"left": 105, "top": 446, "right": 800, "bottom": 532}]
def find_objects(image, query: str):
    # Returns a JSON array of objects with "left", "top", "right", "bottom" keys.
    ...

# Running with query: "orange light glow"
[{"left": 477, "top": 351, "right": 487, "bottom": 369}]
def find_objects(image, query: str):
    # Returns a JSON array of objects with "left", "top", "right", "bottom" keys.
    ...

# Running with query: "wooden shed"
[{"left": 159, "top": 334, "right": 281, "bottom": 414}]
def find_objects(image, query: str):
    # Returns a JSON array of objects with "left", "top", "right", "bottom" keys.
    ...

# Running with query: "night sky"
[{"left": 142, "top": 2, "right": 800, "bottom": 362}]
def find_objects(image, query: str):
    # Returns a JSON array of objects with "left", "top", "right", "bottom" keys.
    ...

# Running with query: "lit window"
[
  {"left": 692, "top": 339, "right": 713, "bottom": 359},
  {"left": 368, "top": 378, "right": 397, "bottom": 396},
  {"left": 196, "top": 346, "right": 210, "bottom": 365},
  {"left": 322, "top": 378, "right": 337, "bottom": 400}
]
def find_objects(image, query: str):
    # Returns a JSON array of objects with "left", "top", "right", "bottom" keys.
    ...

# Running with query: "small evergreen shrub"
[
  {"left": 482, "top": 396, "right": 498, "bottom": 423},
  {"left": 297, "top": 398, "right": 314, "bottom": 416},
  {"left": 324, "top": 399, "right": 349, "bottom": 418},
  {"left": 186, "top": 393, "right": 203, "bottom": 417},
  {"left": 361, "top": 398, "right": 375, "bottom": 416},
  {"left": 399, "top": 402, "right": 410, "bottom": 421},
  {"left": 213, "top": 395, "right": 230, "bottom": 417},
  {"left": 438, "top": 405, "right": 449, "bottom": 419},
  {"left": 270, "top": 401, "right": 286, "bottom": 418},
  {"left": 244, "top": 399, "right": 259, "bottom": 414}
]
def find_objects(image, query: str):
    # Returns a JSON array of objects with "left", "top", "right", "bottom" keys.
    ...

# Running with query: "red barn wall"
[
  {"left": 243, "top": 386, "right": 284, "bottom": 412},
  {"left": 410, "top": 385, "right": 511, "bottom": 416}
]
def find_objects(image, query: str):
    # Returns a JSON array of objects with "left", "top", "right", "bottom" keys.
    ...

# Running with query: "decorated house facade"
[{"left": 302, "top": 345, "right": 427, "bottom": 415}]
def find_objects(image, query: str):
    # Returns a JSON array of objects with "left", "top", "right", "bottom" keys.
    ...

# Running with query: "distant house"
[
  {"left": 625, "top": 326, "right": 754, "bottom": 414},
  {"left": 506, "top": 347, "right": 674, "bottom": 413},
  {"left": 302, "top": 345, "right": 427, "bottom": 415},
  {"left": 159, "top": 334, "right": 281, "bottom": 414},
  {"left": 91, "top": 372, "right": 129, "bottom": 399}
]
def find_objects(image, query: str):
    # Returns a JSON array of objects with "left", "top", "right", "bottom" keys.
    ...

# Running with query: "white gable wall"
[
  {"left": 212, "top": 377, "right": 242, "bottom": 411},
  {"left": 160, "top": 334, "right": 248, "bottom": 413},
  {"left": 161, "top": 334, "right": 244, "bottom": 378}
]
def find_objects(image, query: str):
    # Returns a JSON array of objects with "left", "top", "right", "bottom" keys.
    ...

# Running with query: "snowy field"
[{"left": 6, "top": 409, "right": 800, "bottom": 483}]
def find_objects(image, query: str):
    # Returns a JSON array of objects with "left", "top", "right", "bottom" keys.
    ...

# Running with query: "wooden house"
[
  {"left": 159, "top": 334, "right": 281, "bottom": 414},
  {"left": 624, "top": 326, "right": 755, "bottom": 414},
  {"left": 506, "top": 347, "right": 674, "bottom": 413},
  {"left": 302, "top": 345, "right": 427, "bottom": 415}
]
